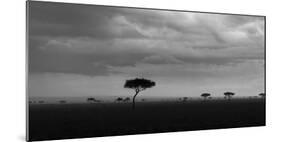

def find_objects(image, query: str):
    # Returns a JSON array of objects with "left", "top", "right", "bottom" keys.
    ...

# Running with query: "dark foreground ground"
[{"left": 28, "top": 99, "right": 265, "bottom": 141}]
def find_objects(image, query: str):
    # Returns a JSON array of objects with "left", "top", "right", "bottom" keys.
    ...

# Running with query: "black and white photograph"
[{"left": 27, "top": 1, "right": 265, "bottom": 141}]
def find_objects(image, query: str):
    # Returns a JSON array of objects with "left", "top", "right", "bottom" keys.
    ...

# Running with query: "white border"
[{"left": 1, "top": 0, "right": 281, "bottom": 142}]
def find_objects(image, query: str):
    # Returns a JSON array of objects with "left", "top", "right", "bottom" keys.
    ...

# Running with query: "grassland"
[{"left": 28, "top": 99, "right": 265, "bottom": 141}]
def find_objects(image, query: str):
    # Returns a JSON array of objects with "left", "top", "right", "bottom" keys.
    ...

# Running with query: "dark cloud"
[
  {"left": 28, "top": 1, "right": 264, "bottom": 77},
  {"left": 29, "top": 1, "right": 145, "bottom": 39}
]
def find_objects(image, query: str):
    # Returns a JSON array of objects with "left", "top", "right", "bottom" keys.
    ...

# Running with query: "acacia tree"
[
  {"left": 123, "top": 97, "right": 131, "bottom": 102},
  {"left": 224, "top": 92, "right": 235, "bottom": 100},
  {"left": 124, "top": 78, "right": 156, "bottom": 109},
  {"left": 258, "top": 93, "right": 265, "bottom": 98},
  {"left": 87, "top": 97, "right": 100, "bottom": 103},
  {"left": 182, "top": 97, "right": 188, "bottom": 102},
  {"left": 115, "top": 97, "right": 123, "bottom": 102},
  {"left": 201, "top": 93, "right": 211, "bottom": 101}
]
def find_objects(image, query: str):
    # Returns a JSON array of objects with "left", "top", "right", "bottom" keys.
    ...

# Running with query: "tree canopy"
[
  {"left": 201, "top": 93, "right": 211, "bottom": 97},
  {"left": 124, "top": 78, "right": 156, "bottom": 92},
  {"left": 224, "top": 92, "right": 235, "bottom": 96},
  {"left": 259, "top": 93, "right": 265, "bottom": 98}
]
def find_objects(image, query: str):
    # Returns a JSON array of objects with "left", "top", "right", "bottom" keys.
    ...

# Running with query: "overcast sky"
[{"left": 28, "top": 1, "right": 265, "bottom": 98}]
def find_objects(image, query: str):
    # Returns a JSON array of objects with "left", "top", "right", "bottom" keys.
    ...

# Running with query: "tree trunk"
[{"left": 132, "top": 91, "right": 139, "bottom": 110}]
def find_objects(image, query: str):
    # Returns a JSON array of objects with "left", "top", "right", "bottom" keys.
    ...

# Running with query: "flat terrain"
[{"left": 28, "top": 99, "right": 265, "bottom": 141}]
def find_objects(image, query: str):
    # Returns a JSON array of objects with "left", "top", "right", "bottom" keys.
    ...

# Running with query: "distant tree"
[
  {"left": 87, "top": 97, "right": 100, "bottom": 103},
  {"left": 87, "top": 97, "right": 94, "bottom": 103},
  {"left": 201, "top": 93, "right": 211, "bottom": 101},
  {"left": 115, "top": 97, "right": 123, "bottom": 102},
  {"left": 59, "top": 100, "right": 66, "bottom": 104},
  {"left": 182, "top": 97, "right": 188, "bottom": 102},
  {"left": 259, "top": 93, "right": 265, "bottom": 98},
  {"left": 38, "top": 100, "right": 44, "bottom": 104},
  {"left": 224, "top": 92, "right": 235, "bottom": 100},
  {"left": 124, "top": 78, "right": 156, "bottom": 109},
  {"left": 123, "top": 97, "right": 130, "bottom": 102}
]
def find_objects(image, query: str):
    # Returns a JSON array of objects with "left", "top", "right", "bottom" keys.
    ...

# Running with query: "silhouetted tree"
[
  {"left": 123, "top": 97, "right": 130, "bottom": 102},
  {"left": 87, "top": 97, "right": 100, "bottom": 103},
  {"left": 124, "top": 78, "right": 156, "bottom": 109},
  {"left": 59, "top": 100, "right": 66, "bottom": 104},
  {"left": 201, "top": 93, "right": 211, "bottom": 101},
  {"left": 224, "top": 92, "right": 235, "bottom": 100},
  {"left": 87, "top": 97, "right": 94, "bottom": 103},
  {"left": 259, "top": 93, "right": 265, "bottom": 98},
  {"left": 182, "top": 97, "right": 188, "bottom": 102},
  {"left": 115, "top": 97, "right": 123, "bottom": 102}
]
